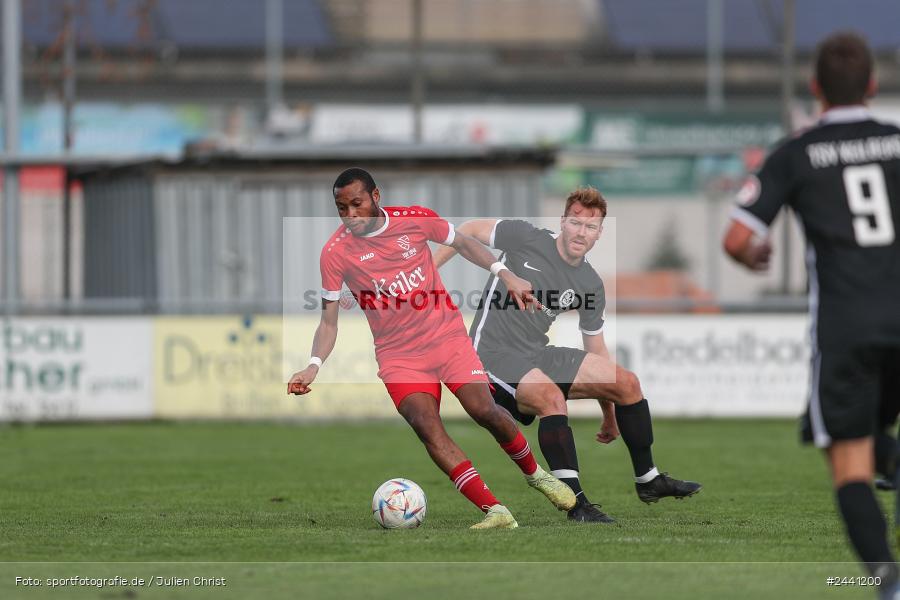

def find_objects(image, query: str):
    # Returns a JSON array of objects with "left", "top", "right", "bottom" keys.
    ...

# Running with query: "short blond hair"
[{"left": 564, "top": 186, "right": 607, "bottom": 217}]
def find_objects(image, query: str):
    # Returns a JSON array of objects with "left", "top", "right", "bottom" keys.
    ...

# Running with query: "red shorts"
[{"left": 378, "top": 335, "right": 489, "bottom": 409}]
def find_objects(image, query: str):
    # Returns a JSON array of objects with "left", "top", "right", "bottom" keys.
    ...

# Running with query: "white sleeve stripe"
[
  {"left": 580, "top": 325, "right": 604, "bottom": 336},
  {"left": 321, "top": 289, "right": 341, "bottom": 301},
  {"left": 443, "top": 222, "right": 456, "bottom": 246},
  {"left": 488, "top": 219, "right": 503, "bottom": 248},
  {"left": 729, "top": 206, "right": 770, "bottom": 238}
]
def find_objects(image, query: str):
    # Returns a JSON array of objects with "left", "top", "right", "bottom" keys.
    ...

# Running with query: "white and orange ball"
[{"left": 372, "top": 478, "right": 427, "bottom": 529}]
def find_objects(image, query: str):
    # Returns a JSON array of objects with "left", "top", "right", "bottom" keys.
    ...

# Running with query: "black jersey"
[
  {"left": 732, "top": 106, "right": 900, "bottom": 350},
  {"left": 469, "top": 219, "right": 606, "bottom": 355}
]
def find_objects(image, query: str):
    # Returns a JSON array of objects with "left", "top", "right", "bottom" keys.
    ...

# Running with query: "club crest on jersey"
[
  {"left": 736, "top": 175, "right": 761, "bottom": 207},
  {"left": 396, "top": 235, "right": 417, "bottom": 259},
  {"left": 397, "top": 235, "right": 411, "bottom": 251},
  {"left": 559, "top": 289, "right": 576, "bottom": 309}
]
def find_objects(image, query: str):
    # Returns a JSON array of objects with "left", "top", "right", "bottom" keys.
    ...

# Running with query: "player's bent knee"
[
  {"left": 517, "top": 388, "right": 566, "bottom": 417},
  {"left": 615, "top": 368, "right": 643, "bottom": 404},
  {"left": 545, "top": 393, "right": 568, "bottom": 416},
  {"left": 398, "top": 396, "right": 442, "bottom": 434},
  {"left": 462, "top": 400, "right": 496, "bottom": 428},
  {"left": 402, "top": 409, "right": 435, "bottom": 431},
  {"left": 535, "top": 394, "right": 567, "bottom": 417}
]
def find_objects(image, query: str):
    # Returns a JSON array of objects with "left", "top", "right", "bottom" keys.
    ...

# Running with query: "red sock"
[
  {"left": 449, "top": 460, "right": 500, "bottom": 513},
  {"left": 500, "top": 431, "right": 538, "bottom": 475}
]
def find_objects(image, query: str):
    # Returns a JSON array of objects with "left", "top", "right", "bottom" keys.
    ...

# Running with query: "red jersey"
[{"left": 320, "top": 205, "right": 469, "bottom": 360}]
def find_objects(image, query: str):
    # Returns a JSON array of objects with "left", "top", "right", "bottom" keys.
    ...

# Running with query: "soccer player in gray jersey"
[
  {"left": 435, "top": 187, "right": 701, "bottom": 523},
  {"left": 724, "top": 33, "right": 899, "bottom": 595}
]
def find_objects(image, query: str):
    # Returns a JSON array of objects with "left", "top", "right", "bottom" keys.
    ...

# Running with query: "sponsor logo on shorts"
[{"left": 471, "top": 369, "right": 484, "bottom": 375}]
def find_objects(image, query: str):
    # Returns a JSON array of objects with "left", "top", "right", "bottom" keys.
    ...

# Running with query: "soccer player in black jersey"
[
  {"left": 724, "top": 32, "right": 900, "bottom": 595},
  {"left": 435, "top": 187, "right": 701, "bottom": 523}
]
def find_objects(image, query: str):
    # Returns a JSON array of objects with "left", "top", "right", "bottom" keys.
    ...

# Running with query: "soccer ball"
[{"left": 372, "top": 478, "right": 427, "bottom": 529}]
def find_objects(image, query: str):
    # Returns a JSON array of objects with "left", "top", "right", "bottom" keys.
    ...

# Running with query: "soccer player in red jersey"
[{"left": 287, "top": 168, "right": 575, "bottom": 529}]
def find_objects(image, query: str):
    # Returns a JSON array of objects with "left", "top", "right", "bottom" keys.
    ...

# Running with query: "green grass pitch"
[{"left": 0, "top": 419, "right": 885, "bottom": 599}]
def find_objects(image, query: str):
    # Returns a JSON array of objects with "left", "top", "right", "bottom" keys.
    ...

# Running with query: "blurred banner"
[
  {"left": 154, "top": 315, "right": 302, "bottom": 419},
  {"left": 153, "top": 315, "right": 435, "bottom": 420},
  {"left": 0, "top": 318, "right": 152, "bottom": 421},
  {"left": 1, "top": 315, "right": 810, "bottom": 422},
  {"left": 309, "top": 104, "right": 582, "bottom": 146},
  {"left": 15, "top": 103, "right": 220, "bottom": 155},
  {"left": 582, "top": 111, "right": 783, "bottom": 195},
  {"left": 154, "top": 314, "right": 475, "bottom": 420},
  {"left": 556, "top": 314, "right": 810, "bottom": 417}
]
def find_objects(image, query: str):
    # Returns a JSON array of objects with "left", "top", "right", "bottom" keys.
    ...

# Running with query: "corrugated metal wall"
[
  {"left": 154, "top": 171, "right": 336, "bottom": 312},
  {"left": 85, "top": 163, "right": 543, "bottom": 313},
  {"left": 84, "top": 174, "right": 156, "bottom": 302}
]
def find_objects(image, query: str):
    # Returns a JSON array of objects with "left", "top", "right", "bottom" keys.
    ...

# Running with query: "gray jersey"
[{"left": 469, "top": 219, "right": 606, "bottom": 355}]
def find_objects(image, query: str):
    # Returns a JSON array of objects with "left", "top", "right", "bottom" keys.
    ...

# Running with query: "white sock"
[
  {"left": 551, "top": 469, "right": 580, "bottom": 480},
  {"left": 635, "top": 467, "right": 659, "bottom": 483}
]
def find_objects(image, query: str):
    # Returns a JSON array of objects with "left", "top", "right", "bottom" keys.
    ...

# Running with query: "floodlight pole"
[
  {"left": 62, "top": 0, "right": 77, "bottom": 302},
  {"left": 705, "top": 0, "right": 724, "bottom": 297},
  {"left": 706, "top": 0, "right": 724, "bottom": 113},
  {"left": 780, "top": 0, "right": 795, "bottom": 295},
  {"left": 3, "top": 0, "right": 22, "bottom": 313},
  {"left": 265, "top": 0, "right": 284, "bottom": 114},
  {"left": 411, "top": 0, "right": 424, "bottom": 143}
]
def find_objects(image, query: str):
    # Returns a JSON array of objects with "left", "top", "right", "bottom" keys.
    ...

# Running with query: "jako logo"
[
  {"left": 471, "top": 369, "right": 484, "bottom": 375},
  {"left": 360, "top": 252, "right": 375, "bottom": 262}
]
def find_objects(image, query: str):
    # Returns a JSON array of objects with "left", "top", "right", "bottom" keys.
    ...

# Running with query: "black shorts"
[
  {"left": 801, "top": 346, "right": 900, "bottom": 447},
  {"left": 479, "top": 346, "right": 588, "bottom": 426}
]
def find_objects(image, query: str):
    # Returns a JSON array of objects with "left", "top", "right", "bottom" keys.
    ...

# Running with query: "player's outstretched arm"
[
  {"left": 288, "top": 299, "right": 339, "bottom": 395},
  {"left": 723, "top": 220, "right": 772, "bottom": 272},
  {"left": 433, "top": 219, "right": 498, "bottom": 268},
  {"left": 449, "top": 230, "right": 537, "bottom": 311}
]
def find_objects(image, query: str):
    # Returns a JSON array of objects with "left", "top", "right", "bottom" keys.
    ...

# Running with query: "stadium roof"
[
  {"left": 602, "top": 0, "right": 900, "bottom": 53},
  {"left": 21, "top": 0, "right": 333, "bottom": 51}
]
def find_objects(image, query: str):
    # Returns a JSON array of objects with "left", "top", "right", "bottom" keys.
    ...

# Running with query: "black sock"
[
  {"left": 538, "top": 415, "right": 587, "bottom": 503},
  {"left": 615, "top": 399, "right": 655, "bottom": 478},
  {"left": 836, "top": 482, "right": 896, "bottom": 577}
]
